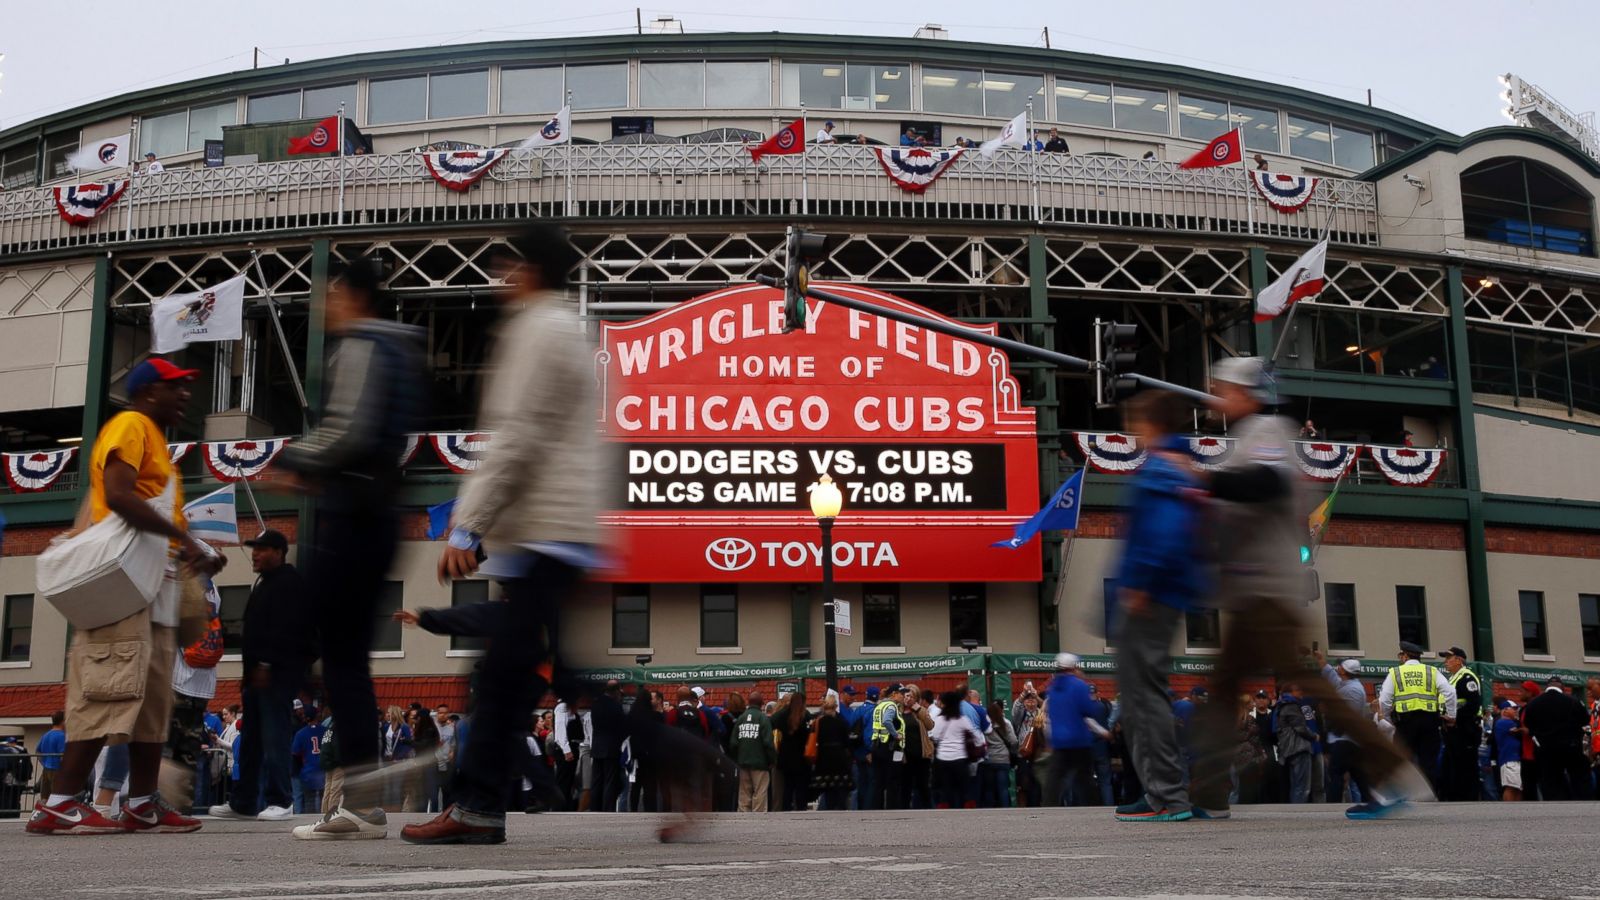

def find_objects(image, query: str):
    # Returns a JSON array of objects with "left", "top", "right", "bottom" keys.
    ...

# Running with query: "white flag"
[
  {"left": 151, "top": 274, "right": 247, "bottom": 353},
  {"left": 980, "top": 111, "right": 1028, "bottom": 159},
  {"left": 67, "top": 134, "right": 131, "bottom": 172},
  {"left": 518, "top": 106, "right": 571, "bottom": 149},
  {"left": 1255, "top": 239, "right": 1328, "bottom": 322},
  {"left": 182, "top": 484, "right": 239, "bottom": 545}
]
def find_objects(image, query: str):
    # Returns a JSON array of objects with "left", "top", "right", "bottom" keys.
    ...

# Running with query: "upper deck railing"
[{"left": 0, "top": 143, "right": 1376, "bottom": 256}]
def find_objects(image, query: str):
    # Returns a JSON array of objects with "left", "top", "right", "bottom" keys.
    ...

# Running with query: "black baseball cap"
[
  {"left": 244, "top": 529, "right": 289, "bottom": 552},
  {"left": 1398, "top": 641, "right": 1425, "bottom": 656},
  {"left": 1437, "top": 646, "right": 1467, "bottom": 659}
]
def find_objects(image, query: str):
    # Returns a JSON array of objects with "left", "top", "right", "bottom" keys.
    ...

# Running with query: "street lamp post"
[{"left": 810, "top": 473, "right": 844, "bottom": 693}]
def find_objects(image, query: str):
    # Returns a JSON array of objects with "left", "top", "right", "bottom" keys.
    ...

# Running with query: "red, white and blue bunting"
[
  {"left": 399, "top": 433, "right": 423, "bottom": 467},
  {"left": 1186, "top": 436, "right": 1236, "bottom": 471},
  {"left": 1293, "top": 441, "right": 1361, "bottom": 481},
  {"left": 872, "top": 147, "right": 965, "bottom": 193},
  {"left": 168, "top": 442, "right": 196, "bottom": 465},
  {"left": 1368, "top": 445, "right": 1446, "bottom": 486},
  {"left": 1074, "top": 431, "right": 1146, "bottom": 473},
  {"left": 203, "top": 439, "right": 289, "bottom": 482},
  {"left": 53, "top": 180, "right": 129, "bottom": 225},
  {"left": 3, "top": 448, "right": 77, "bottom": 492},
  {"left": 420, "top": 149, "right": 510, "bottom": 192},
  {"left": 1250, "top": 172, "right": 1319, "bottom": 213},
  {"left": 430, "top": 432, "right": 492, "bottom": 473}
]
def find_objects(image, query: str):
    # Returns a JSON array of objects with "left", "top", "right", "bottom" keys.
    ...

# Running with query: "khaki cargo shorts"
[{"left": 65, "top": 606, "right": 175, "bottom": 745}]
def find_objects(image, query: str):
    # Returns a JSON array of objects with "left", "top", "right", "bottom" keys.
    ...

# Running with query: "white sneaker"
[
  {"left": 92, "top": 804, "right": 119, "bottom": 821},
  {"left": 257, "top": 805, "right": 294, "bottom": 821},
  {"left": 208, "top": 803, "right": 251, "bottom": 819},
  {"left": 292, "top": 806, "right": 387, "bottom": 841}
]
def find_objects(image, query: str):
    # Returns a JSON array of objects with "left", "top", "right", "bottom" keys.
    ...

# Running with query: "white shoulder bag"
[{"left": 37, "top": 477, "right": 175, "bottom": 630}]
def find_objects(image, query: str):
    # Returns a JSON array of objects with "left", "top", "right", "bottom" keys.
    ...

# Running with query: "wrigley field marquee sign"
[{"left": 597, "top": 283, "right": 1041, "bottom": 582}]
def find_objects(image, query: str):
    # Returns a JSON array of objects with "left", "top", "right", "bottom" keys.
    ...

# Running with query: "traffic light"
[
  {"left": 781, "top": 226, "right": 828, "bottom": 333},
  {"left": 1093, "top": 319, "right": 1139, "bottom": 407}
]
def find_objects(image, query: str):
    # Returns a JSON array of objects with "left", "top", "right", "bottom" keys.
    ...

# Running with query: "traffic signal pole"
[{"left": 758, "top": 274, "right": 1216, "bottom": 406}]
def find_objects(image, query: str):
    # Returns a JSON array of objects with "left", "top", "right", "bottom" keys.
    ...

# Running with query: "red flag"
[
  {"left": 749, "top": 119, "right": 805, "bottom": 162},
  {"left": 1179, "top": 128, "right": 1243, "bottom": 169},
  {"left": 288, "top": 116, "right": 341, "bottom": 156}
]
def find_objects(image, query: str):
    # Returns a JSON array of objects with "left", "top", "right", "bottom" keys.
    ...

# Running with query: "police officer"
[
  {"left": 869, "top": 683, "right": 906, "bottom": 810},
  {"left": 1379, "top": 641, "right": 1457, "bottom": 797},
  {"left": 1436, "top": 646, "right": 1482, "bottom": 801}
]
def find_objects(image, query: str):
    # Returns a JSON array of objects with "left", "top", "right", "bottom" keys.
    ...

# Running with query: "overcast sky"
[{"left": 1, "top": 0, "right": 1593, "bottom": 135}]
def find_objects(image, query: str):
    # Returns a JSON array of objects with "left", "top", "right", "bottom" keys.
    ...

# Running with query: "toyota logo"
[{"left": 706, "top": 537, "right": 756, "bottom": 572}]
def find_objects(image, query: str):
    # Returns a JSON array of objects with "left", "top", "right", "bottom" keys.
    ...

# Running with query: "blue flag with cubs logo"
[{"left": 992, "top": 468, "right": 1084, "bottom": 549}]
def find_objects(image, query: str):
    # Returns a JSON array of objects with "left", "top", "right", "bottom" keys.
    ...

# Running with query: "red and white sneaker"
[
  {"left": 26, "top": 798, "right": 125, "bottom": 836},
  {"left": 121, "top": 793, "right": 202, "bottom": 834}
]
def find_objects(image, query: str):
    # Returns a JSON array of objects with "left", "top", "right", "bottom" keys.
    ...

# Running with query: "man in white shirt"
[
  {"left": 815, "top": 120, "right": 836, "bottom": 144},
  {"left": 144, "top": 152, "right": 164, "bottom": 174}
]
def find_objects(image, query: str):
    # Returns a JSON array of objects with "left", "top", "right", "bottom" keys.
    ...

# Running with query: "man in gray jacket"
[{"left": 402, "top": 224, "right": 606, "bottom": 846}]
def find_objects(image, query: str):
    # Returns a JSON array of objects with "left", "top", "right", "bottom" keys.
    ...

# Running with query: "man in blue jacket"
[
  {"left": 1045, "top": 654, "right": 1104, "bottom": 806},
  {"left": 1110, "top": 390, "right": 1208, "bottom": 823}
]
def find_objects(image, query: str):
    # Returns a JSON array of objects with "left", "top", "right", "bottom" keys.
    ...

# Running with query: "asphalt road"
[{"left": 4, "top": 803, "right": 1594, "bottom": 899}]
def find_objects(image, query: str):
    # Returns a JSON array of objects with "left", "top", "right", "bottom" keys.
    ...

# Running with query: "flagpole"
[
  {"left": 235, "top": 470, "right": 267, "bottom": 533},
  {"left": 1027, "top": 99, "right": 1040, "bottom": 224},
  {"left": 1238, "top": 128, "right": 1253, "bottom": 238},
  {"left": 800, "top": 102, "right": 809, "bottom": 217},
  {"left": 565, "top": 91, "right": 575, "bottom": 216},
  {"left": 1268, "top": 296, "right": 1301, "bottom": 366},
  {"left": 336, "top": 102, "right": 347, "bottom": 225},
  {"left": 251, "top": 250, "right": 311, "bottom": 430},
  {"left": 125, "top": 117, "right": 140, "bottom": 238}
]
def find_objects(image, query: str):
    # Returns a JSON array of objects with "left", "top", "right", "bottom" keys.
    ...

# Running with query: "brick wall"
[
  {"left": 1484, "top": 526, "right": 1600, "bottom": 560},
  {"left": 1078, "top": 511, "right": 1467, "bottom": 552}
]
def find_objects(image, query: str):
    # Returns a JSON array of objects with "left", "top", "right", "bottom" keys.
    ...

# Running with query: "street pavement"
[{"left": 3, "top": 803, "right": 1595, "bottom": 899}]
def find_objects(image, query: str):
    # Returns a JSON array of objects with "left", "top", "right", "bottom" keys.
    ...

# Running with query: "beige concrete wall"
[
  {"left": 1486, "top": 552, "right": 1600, "bottom": 669},
  {"left": 1475, "top": 413, "right": 1600, "bottom": 502},
  {"left": 0, "top": 260, "right": 97, "bottom": 414},
  {"left": 1310, "top": 546, "right": 1473, "bottom": 658}
]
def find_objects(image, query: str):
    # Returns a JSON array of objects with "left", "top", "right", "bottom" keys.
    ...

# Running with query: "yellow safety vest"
[
  {"left": 1390, "top": 663, "right": 1441, "bottom": 714},
  {"left": 870, "top": 699, "right": 904, "bottom": 745},
  {"left": 1449, "top": 666, "right": 1479, "bottom": 717}
]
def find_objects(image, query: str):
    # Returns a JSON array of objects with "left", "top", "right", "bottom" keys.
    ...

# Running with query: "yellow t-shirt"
[{"left": 88, "top": 410, "right": 185, "bottom": 531}]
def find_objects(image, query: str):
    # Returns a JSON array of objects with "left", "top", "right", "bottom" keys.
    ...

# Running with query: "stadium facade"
[{"left": 0, "top": 32, "right": 1597, "bottom": 734}]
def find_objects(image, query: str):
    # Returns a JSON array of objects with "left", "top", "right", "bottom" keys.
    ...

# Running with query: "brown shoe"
[{"left": 399, "top": 805, "right": 505, "bottom": 845}]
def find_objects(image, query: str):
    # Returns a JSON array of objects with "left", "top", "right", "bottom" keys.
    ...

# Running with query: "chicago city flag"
[
  {"left": 183, "top": 484, "right": 239, "bottom": 545},
  {"left": 1179, "top": 127, "right": 1243, "bottom": 169},
  {"left": 1255, "top": 238, "right": 1329, "bottom": 321},
  {"left": 750, "top": 119, "right": 805, "bottom": 161}
]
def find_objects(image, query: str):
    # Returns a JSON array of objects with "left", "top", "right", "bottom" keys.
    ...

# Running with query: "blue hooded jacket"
[
  {"left": 1113, "top": 436, "right": 1210, "bottom": 611},
  {"left": 1045, "top": 673, "right": 1099, "bottom": 750}
]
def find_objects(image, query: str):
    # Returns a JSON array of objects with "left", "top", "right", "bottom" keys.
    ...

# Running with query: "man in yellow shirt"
[{"left": 28, "top": 359, "right": 226, "bottom": 836}]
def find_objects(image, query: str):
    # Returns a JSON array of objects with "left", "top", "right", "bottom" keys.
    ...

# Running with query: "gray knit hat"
[{"left": 1211, "top": 356, "right": 1272, "bottom": 403}]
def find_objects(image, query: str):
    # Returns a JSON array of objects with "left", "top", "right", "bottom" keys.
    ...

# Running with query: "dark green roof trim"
[
  {"left": 1482, "top": 492, "right": 1600, "bottom": 530},
  {"left": 0, "top": 32, "right": 1450, "bottom": 150},
  {"left": 1275, "top": 368, "right": 1456, "bottom": 407},
  {"left": 1361, "top": 126, "right": 1600, "bottom": 182}
]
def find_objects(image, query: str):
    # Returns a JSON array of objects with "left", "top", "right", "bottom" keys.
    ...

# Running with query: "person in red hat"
[{"left": 28, "top": 358, "right": 226, "bottom": 836}]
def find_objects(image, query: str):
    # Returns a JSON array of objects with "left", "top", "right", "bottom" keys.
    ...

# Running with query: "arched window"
[{"left": 1461, "top": 157, "right": 1595, "bottom": 255}]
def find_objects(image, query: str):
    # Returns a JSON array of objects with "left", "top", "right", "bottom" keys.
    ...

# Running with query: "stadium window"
[
  {"left": 368, "top": 75, "right": 428, "bottom": 125},
  {"left": 921, "top": 66, "right": 984, "bottom": 117},
  {"left": 1, "top": 145, "right": 38, "bottom": 190},
  {"left": 1230, "top": 103, "right": 1281, "bottom": 153},
  {"left": 983, "top": 72, "right": 1044, "bottom": 119},
  {"left": 1055, "top": 78, "right": 1113, "bottom": 128},
  {"left": 700, "top": 587, "right": 738, "bottom": 648},
  {"left": 449, "top": 580, "right": 489, "bottom": 654},
  {"left": 303, "top": 83, "right": 358, "bottom": 119},
  {"left": 1395, "top": 585, "right": 1429, "bottom": 648},
  {"left": 1286, "top": 113, "right": 1334, "bottom": 164},
  {"left": 218, "top": 585, "right": 250, "bottom": 653},
  {"left": 247, "top": 90, "right": 302, "bottom": 124},
  {"left": 705, "top": 61, "right": 771, "bottom": 108},
  {"left": 1519, "top": 590, "right": 1547, "bottom": 654},
  {"left": 864, "top": 64, "right": 910, "bottom": 111},
  {"left": 1111, "top": 84, "right": 1170, "bottom": 134},
  {"left": 1185, "top": 609, "right": 1222, "bottom": 650},
  {"left": 567, "top": 63, "right": 629, "bottom": 110},
  {"left": 372, "top": 581, "right": 404, "bottom": 653},
  {"left": 781, "top": 62, "right": 908, "bottom": 112},
  {"left": 139, "top": 109, "right": 189, "bottom": 158},
  {"left": 781, "top": 62, "right": 844, "bottom": 110},
  {"left": 43, "top": 131, "right": 79, "bottom": 181},
  {"left": 429, "top": 69, "right": 488, "bottom": 119},
  {"left": 612, "top": 586, "right": 651, "bottom": 649},
  {"left": 1178, "top": 94, "right": 1230, "bottom": 142},
  {"left": 639, "top": 61, "right": 705, "bottom": 108},
  {"left": 1, "top": 594, "right": 33, "bottom": 662},
  {"left": 863, "top": 585, "right": 901, "bottom": 648},
  {"left": 1461, "top": 157, "right": 1595, "bottom": 256},
  {"left": 187, "top": 101, "right": 236, "bottom": 150},
  {"left": 1331, "top": 124, "right": 1375, "bottom": 171},
  {"left": 1580, "top": 594, "right": 1600, "bottom": 657},
  {"left": 949, "top": 583, "right": 987, "bottom": 648},
  {"left": 1324, "top": 582, "right": 1359, "bottom": 651},
  {"left": 501, "top": 66, "right": 565, "bottom": 115}
]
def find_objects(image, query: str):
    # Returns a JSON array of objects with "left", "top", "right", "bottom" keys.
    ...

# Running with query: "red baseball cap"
[
  {"left": 1520, "top": 680, "right": 1540, "bottom": 694},
  {"left": 126, "top": 358, "right": 199, "bottom": 395}
]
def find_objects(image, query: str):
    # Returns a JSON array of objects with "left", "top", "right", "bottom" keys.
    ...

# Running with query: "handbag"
[
  {"left": 1018, "top": 727, "right": 1038, "bottom": 761},
  {"left": 176, "top": 575, "right": 210, "bottom": 646},
  {"left": 37, "top": 480, "right": 174, "bottom": 630},
  {"left": 804, "top": 726, "right": 819, "bottom": 765},
  {"left": 966, "top": 729, "right": 989, "bottom": 764}
]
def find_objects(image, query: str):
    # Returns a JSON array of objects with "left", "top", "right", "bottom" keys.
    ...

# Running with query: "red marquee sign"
[{"left": 597, "top": 284, "right": 1040, "bottom": 582}]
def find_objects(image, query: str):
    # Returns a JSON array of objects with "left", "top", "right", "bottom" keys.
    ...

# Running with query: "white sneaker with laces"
[
  {"left": 257, "top": 805, "right": 294, "bottom": 821},
  {"left": 207, "top": 804, "right": 250, "bottom": 819},
  {"left": 292, "top": 806, "right": 387, "bottom": 841}
]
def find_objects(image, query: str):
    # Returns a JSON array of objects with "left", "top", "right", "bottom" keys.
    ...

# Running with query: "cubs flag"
[
  {"left": 993, "top": 468, "right": 1084, "bottom": 549},
  {"left": 1254, "top": 239, "right": 1328, "bottom": 321},
  {"left": 182, "top": 484, "right": 239, "bottom": 545},
  {"left": 151, "top": 273, "right": 247, "bottom": 353},
  {"left": 67, "top": 134, "right": 131, "bottom": 172},
  {"left": 1179, "top": 127, "right": 1243, "bottom": 169},
  {"left": 517, "top": 106, "right": 571, "bottom": 149},
  {"left": 750, "top": 119, "right": 804, "bottom": 162},
  {"left": 980, "top": 111, "right": 1028, "bottom": 159},
  {"left": 288, "top": 116, "right": 341, "bottom": 155}
]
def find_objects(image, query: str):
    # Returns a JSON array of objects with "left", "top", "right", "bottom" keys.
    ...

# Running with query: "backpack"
[
  {"left": 565, "top": 711, "right": 586, "bottom": 746},
  {"left": 674, "top": 704, "right": 707, "bottom": 739},
  {"left": 182, "top": 616, "right": 226, "bottom": 669}
]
